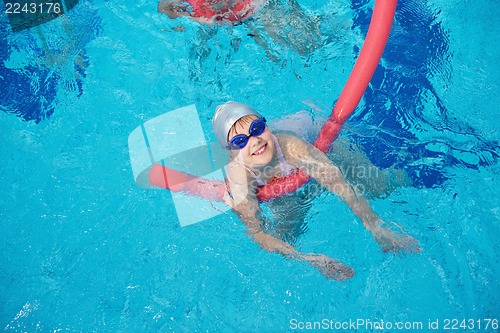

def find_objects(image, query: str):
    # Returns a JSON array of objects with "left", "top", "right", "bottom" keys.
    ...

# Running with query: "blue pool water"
[{"left": 1, "top": 0, "right": 499, "bottom": 331}]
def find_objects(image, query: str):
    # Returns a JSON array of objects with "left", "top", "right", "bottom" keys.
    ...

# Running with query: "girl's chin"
[
  {"left": 248, "top": 149, "right": 273, "bottom": 166},
  {"left": 249, "top": 157, "right": 272, "bottom": 167}
]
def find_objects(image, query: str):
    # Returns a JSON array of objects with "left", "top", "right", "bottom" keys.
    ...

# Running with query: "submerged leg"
[
  {"left": 263, "top": 183, "right": 320, "bottom": 244},
  {"left": 249, "top": 0, "right": 321, "bottom": 57},
  {"left": 328, "top": 137, "right": 411, "bottom": 199}
]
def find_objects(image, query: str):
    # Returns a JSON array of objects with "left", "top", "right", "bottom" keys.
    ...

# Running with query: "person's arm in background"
[{"left": 158, "top": 0, "right": 215, "bottom": 24}]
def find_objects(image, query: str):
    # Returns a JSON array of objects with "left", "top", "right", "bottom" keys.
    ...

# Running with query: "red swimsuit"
[{"left": 186, "top": 0, "right": 258, "bottom": 23}]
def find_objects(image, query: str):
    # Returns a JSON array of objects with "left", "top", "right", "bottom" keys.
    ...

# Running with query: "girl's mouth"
[{"left": 252, "top": 143, "right": 267, "bottom": 156}]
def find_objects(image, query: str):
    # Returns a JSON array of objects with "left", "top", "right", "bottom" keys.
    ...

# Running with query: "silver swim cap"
[{"left": 212, "top": 101, "right": 261, "bottom": 146}]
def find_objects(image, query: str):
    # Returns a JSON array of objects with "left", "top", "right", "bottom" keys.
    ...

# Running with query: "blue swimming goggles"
[{"left": 227, "top": 117, "right": 267, "bottom": 150}]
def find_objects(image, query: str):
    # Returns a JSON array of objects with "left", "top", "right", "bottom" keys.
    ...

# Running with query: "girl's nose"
[{"left": 248, "top": 135, "right": 261, "bottom": 147}]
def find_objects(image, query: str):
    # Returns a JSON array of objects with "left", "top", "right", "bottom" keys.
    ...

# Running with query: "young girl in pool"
[
  {"left": 214, "top": 101, "right": 419, "bottom": 280},
  {"left": 158, "top": 0, "right": 320, "bottom": 59}
]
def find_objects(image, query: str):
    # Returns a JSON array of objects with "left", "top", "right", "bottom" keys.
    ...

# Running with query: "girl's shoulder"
[
  {"left": 226, "top": 159, "right": 247, "bottom": 183},
  {"left": 274, "top": 131, "right": 305, "bottom": 147},
  {"left": 274, "top": 132, "right": 312, "bottom": 157}
]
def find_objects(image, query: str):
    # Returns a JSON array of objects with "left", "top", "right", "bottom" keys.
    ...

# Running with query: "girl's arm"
[
  {"left": 233, "top": 194, "right": 354, "bottom": 280},
  {"left": 225, "top": 163, "right": 354, "bottom": 280},
  {"left": 283, "top": 134, "right": 419, "bottom": 253}
]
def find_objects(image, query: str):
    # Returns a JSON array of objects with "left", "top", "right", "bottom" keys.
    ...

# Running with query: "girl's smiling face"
[{"left": 228, "top": 115, "right": 275, "bottom": 167}]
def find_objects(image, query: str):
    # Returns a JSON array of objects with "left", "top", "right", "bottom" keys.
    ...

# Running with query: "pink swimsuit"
[{"left": 186, "top": 0, "right": 260, "bottom": 23}]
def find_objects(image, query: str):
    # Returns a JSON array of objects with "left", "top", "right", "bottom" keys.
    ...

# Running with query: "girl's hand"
[
  {"left": 371, "top": 224, "right": 421, "bottom": 253},
  {"left": 302, "top": 253, "right": 355, "bottom": 281}
]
